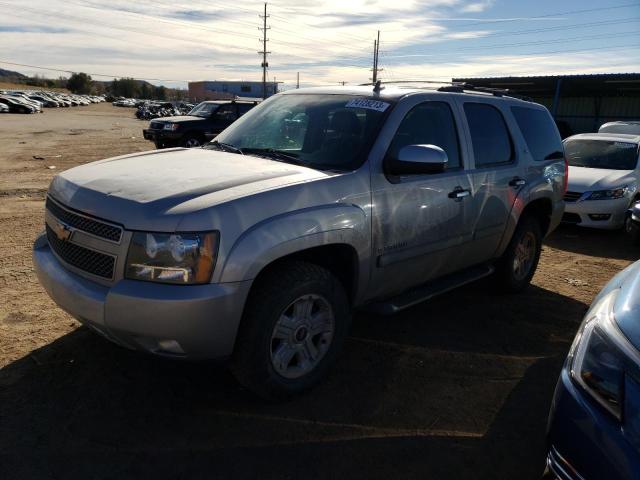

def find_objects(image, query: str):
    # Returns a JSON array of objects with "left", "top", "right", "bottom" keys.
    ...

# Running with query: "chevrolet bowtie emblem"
[{"left": 52, "top": 221, "right": 72, "bottom": 242}]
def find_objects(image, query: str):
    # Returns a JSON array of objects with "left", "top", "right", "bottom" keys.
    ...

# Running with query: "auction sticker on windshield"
[{"left": 345, "top": 98, "right": 390, "bottom": 112}]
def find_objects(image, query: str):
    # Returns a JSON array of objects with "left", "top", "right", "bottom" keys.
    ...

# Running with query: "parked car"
[
  {"left": 599, "top": 121, "right": 640, "bottom": 136},
  {"left": 28, "top": 94, "right": 58, "bottom": 108},
  {"left": 33, "top": 85, "right": 566, "bottom": 399},
  {"left": 562, "top": 133, "right": 640, "bottom": 229},
  {"left": 143, "top": 100, "right": 259, "bottom": 148},
  {"left": 0, "top": 96, "right": 36, "bottom": 113},
  {"left": 545, "top": 260, "right": 640, "bottom": 480}
]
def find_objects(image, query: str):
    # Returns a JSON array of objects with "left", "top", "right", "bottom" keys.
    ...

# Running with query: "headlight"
[
  {"left": 570, "top": 289, "right": 623, "bottom": 418},
  {"left": 163, "top": 123, "right": 179, "bottom": 131},
  {"left": 585, "top": 184, "right": 636, "bottom": 201},
  {"left": 125, "top": 231, "right": 218, "bottom": 284}
]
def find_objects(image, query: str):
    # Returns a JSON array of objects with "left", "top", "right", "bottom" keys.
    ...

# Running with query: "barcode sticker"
[{"left": 345, "top": 98, "right": 390, "bottom": 112}]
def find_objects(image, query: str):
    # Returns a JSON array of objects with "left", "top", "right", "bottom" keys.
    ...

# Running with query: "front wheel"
[
  {"left": 231, "top": 261, "right": 351, "bottom": 400},
  {"left": 625, "top": 214, "right": 640, "bottom": 245},
  {"left": 496, "top": 216, "right": 542, "bottom": 293},
  {"left": 181, "top": 135, "right": 202, "bottom": 148}
]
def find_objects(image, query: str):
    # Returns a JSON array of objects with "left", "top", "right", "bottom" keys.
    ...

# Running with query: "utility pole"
[
  {"left": 258, "top": 3, "right": 270, "bottom": 99},
  {"left": 296, "top": 72, "right": 299, "bottom": 89}
]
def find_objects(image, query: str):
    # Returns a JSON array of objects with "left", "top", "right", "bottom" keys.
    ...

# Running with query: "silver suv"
[{"left": 33, "top": 85, "right": 566, "bottom": 398}]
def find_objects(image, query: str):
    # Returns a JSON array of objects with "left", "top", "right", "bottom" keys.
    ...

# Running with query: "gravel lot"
[{"left": 0, "top": 103, "right": 635, "bottom": 479}]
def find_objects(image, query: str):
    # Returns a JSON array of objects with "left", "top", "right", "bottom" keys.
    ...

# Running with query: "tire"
[
  {"left": 231, "top": 261, "right": 351, "bottom": 400},
  {"left": 181, "top": 135, "right": 202, "bottom": 148},
  {"left": 496, "top": 215, "right": 542, "bottom": 293},
  {"left": 154, "top": 141, "right": 164, "bottom": 149},
  {"left": 625, "top": 214, "right": 640, "bottom": 245}
]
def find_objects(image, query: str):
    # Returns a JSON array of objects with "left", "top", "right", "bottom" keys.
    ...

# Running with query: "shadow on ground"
[
  {"left": 545, "top": 224, "right": 637, "bottom": 261},
  {"left": 1, "top": 280, "right": 585, "bottom": 480}
]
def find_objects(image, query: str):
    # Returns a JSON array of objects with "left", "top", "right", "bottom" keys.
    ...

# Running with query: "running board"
[{"left": 362, "top": 264, "right": 495, "bottom": 315}]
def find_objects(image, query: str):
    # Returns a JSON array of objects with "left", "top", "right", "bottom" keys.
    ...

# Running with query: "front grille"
[
  {"left": 562, "top": 212, "right": 582, "bottom": 224},
  {"left": 46, "top": 225, "right": 115, "bottom": 279},
  {"left": 46, "top": 197, "right": 122, "bottom": 242},
  {"left": 563, "top": 191, "right": 583, "bottom": 202}
]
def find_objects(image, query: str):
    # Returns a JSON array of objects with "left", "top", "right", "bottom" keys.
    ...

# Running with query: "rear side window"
[
  {"left": 463, "top": 103, "right": 513, "bottom": 167},
  {"left": 387, "top": 101, "right": 462, "bottom": 169},
  {"left": 237, "top": 103, "right": 255, "bottom": 116},
  {"left": 511, "top": 106, "right": 563, "bottom": 161}
]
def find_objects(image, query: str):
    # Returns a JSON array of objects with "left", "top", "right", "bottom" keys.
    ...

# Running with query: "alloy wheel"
[{"left": 270, "top": 294, "right": 335, "bottom": 379}]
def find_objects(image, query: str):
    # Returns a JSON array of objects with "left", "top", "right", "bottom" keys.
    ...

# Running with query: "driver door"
[{"left": 369, "top": 99, "right": 474, "bottom": 299}]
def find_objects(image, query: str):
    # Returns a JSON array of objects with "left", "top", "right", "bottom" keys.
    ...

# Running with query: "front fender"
[{"left": 219, "top": 204, "right": 370, "bottom": 295}]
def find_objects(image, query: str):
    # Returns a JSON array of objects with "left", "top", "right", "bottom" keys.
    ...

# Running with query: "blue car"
[{"left": 546, "top": 260, "right": 640, "bottom": 479}]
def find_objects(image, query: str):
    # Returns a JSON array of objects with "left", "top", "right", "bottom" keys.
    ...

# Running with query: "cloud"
[
  {"left": 460, "top": 1, "right": 494, "bottom": 13},
  {"left": 0, "top": 0, "right": 637, "bottom": 89}
]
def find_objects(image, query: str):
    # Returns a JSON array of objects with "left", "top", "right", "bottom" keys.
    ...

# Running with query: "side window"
[
  {"left": 387, "top": 101, "right": 461, "bottom": 169},
  {"left": 511, "top": 106, "right": 563, "bottom": 161},
  {"left": 463, "top": 103, "right": 513, "bottom": 167},
  {"left": 214, "top": 104, "right": 236, "bottom": 121},
  {"left": 237, "top": 103, "right": 254, "bottom": 117}
]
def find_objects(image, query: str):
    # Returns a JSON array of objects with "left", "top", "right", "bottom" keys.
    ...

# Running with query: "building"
[
  {"left": 189, "top": 81, "right": 278, "bottom": 101},
  {"left": 453, "top": 73, "right": 640, "bottom": 137}
]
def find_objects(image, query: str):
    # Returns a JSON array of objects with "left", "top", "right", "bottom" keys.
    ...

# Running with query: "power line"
[{"left": 0, "top": 60, "right": 192, "bottom": 82}]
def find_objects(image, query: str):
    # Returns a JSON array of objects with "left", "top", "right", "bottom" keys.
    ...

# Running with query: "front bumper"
[
  {"left": 546, "top": 367, "right": 640, "bottom": 480},
  {"left": 142, "top": 129, "right": 181, "bottom": 145},
  {"left": 563, "top": 197, "right": 630, "bottom": 229},
  {"left": 33, "top": 233, "right": 251, "bottom": 359}
]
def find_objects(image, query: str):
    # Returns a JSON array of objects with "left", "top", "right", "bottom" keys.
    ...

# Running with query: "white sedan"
[{"left": 563, "top": 133, "right": 640, "bottom": 229}]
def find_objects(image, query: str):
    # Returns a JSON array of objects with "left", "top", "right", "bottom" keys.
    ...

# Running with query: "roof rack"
[{"left": 359, "top": 80, "right": 533, "bottom": 102}]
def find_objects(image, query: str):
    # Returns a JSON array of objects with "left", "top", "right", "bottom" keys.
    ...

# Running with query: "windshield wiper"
[
  {"left": 207, "top": 141, "right": 243, "bottom": 155},
  {"left": 544, "top": 150, "right": 565, "bottom": 160},
  {"left": 241, "top": 148, "right": 307, "bottom": 166}
]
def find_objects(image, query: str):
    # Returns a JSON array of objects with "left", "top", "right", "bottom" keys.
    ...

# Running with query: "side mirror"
[{"left": 387, "top": 144, "right": 448, "bottom": 175}]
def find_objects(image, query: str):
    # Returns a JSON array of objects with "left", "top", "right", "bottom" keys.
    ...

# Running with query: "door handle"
[
  {"left": 509, "top": 178, "right": 527, "bottom": 188},
  {"left": 448, "top": 187, "right": 471, "bottom": 199}
]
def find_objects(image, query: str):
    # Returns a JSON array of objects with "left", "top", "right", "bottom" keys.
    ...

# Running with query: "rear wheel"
[
  {"left": 496, "top": 216, "right": 542, "bottom": 293},
  {"left": 231, "top": 261, "right": 350, "bottom": 400}
]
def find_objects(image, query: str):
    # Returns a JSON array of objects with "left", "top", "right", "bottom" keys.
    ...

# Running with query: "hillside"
[{"left": 0, "top": 68, "right": 27, "bottom": 79}]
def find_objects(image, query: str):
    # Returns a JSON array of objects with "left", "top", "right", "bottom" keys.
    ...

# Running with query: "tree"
[
  {"left": 67, "top": 72, "right": 93, "bottom": 94},
  {"left": 154, "top": 85, "right": 167, "bottom": 100},
  {"left": 110, "top": 77, "right": 140, "bottom": 98}
]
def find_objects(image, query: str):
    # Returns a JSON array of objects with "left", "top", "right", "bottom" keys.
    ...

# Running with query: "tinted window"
[
  {"left": 237, "top": 103, "right": 255, "bottom": 116},
  {"left": 511, "top": 106, "right": 563, "bottom": 161},
  {"left": 214, "top": 104, "right": 236, "bottom": 121},
  {"left": 464, "top": 103, "right": 513, "bottom": 167},
  {"left": 387, "top": 101, "right": 461, "bottom": 169},
  {"left": 565, "top": 140, "right": 638, "bottom": 170}
]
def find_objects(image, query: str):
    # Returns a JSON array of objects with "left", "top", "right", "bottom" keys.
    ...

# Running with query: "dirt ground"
[{"left": 0, "top": 103, "right": 636, "bottom": 479}]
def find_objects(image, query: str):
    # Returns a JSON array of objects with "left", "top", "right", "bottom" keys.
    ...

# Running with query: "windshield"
[
  {"left": 565, "top": 139, "right": 638, "bottom": 170},
  {"left": 210, "top": 94, "right": 392, "bottom": 171},
  {"left": 189, "top": 102, "right": 219, "bottom": 117}
]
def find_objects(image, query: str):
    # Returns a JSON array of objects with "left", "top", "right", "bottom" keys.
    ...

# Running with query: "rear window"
[
  {"left": 511, "top": 107, "right": 563, "bottom": 161},
  {"left": 463, "top": 103, "right": 513, "bottom": 167}
]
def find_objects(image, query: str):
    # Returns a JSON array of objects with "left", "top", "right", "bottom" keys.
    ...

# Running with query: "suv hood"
[
  {"left": 567, "top": 166, "right": 636, "bottom": 192},
  {"left": 157, "top": 115, "right": 205, "bottom": 123},
  {"left": 48, "top": 148, "right": 333, "bottom": 231}
]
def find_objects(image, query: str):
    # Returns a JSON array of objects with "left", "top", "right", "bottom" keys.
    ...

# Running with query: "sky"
[{"left": 1, "top": 0, "right": 639, "bottom": 90}]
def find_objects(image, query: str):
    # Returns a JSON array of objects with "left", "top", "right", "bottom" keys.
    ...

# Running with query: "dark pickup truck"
[{"left": 143, "top": 99, "right": 259, "bottom": 148}]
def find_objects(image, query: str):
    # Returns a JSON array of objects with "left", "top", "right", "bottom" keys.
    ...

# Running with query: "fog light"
[
  {"left": 588, "top": 214, "right": 611, "bottom": 221},
  {"left": 157, "top": 339, "right": 185, "bottom": 354}
]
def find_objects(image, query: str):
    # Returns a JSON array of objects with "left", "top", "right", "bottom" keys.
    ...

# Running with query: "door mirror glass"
[{"left": 387, "top": 144, "right": 448, "bottom": 175}]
